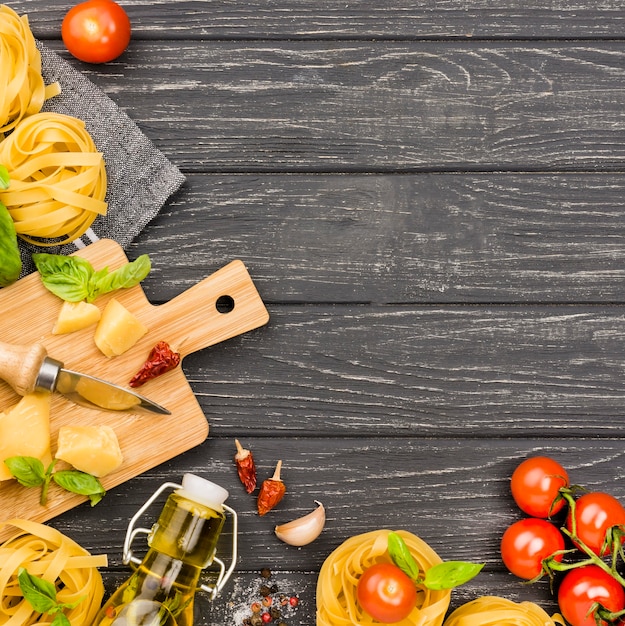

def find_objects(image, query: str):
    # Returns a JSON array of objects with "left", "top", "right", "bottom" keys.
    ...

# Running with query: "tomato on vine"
[
  {"left": 357, "top": 563, "right": 417, "bottom": 623},
  {"left": 500, "top": 517, "right": 565, "bottom": 580},
  {"left": 510, "top": 456, "right": 569, "bottom": 518},
  {"left": 566, "top": 492, "right": 625, "bottom": 556},
  {"left": 558, "top": 565, "right": 625, "bottom": 626},
  {"left": 62, "top": 0, "right": 131, "bottom": 64}
]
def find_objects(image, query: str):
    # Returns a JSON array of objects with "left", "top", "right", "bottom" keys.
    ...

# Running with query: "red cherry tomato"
[
  {"left": 357, "top": 563, "right": 417, "bottom": 623},
  {"left": 567, "top": 492, "right": 625, "bottom": 556},
  {"left": 500, "top": 517, "right": 565, "bottom": 580},
  {"left": 62, "top": 0, "right": 131, "bottom": 64},
  {"left": 510, "top": 456, "right": 569, "bottom": 518},
  {"left": 558, "top": 565, "right": 625, "bottom": 626}
]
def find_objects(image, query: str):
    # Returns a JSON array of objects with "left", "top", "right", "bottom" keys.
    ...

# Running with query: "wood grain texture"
[
  {"left": 38, "top": 40, "right": 625, "bottom": 172},
  {"left": 164, "top": 305, "right": 625, "bottom": 438},
  {"left": 47, "top": 437, "right": 625, "bottom": 624},
  {"left": 7, "top": 1, "right": 625, "bottom": 624},
  {"left": 127, "top": 173, "right": 625, "bottom": 304},
  {"left": 16, "top": 1, "right": 625, "bottom": 40}
]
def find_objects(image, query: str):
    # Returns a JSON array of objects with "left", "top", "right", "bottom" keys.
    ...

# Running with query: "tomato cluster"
[{"left": 502, "top": 456, "right": 625, "bottom": 626}]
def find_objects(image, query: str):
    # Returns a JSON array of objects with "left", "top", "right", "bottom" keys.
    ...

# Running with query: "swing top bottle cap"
[{"left": 177, "top": 473, "right": 229, "bottom": 510}]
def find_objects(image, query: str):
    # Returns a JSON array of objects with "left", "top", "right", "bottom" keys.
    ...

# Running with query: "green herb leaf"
[
  {"left": 33, "top": 254, "right": 94, "bottom": 302},
  {"left": 0, "top": 200, "right": 21, "bottom": 287},
  {"left": 17, "top": 568, "right": 58, "bottom": 614},
  {"left": 40, "top": 460, "right": 58, "bottom": 506},
  {"left": 388, "top": 532, "right": 421, "bottom": 581},
  {"left": 4, "top": 456, "right": 46, "bottom": 488},
  {"left": 53, "top": 470, "right": 105, "bottom": 506},
  {"left": 423, "top": 561, "right": 484, "bottom": 590},
  {"left": 51, "top": 613, "right": 72, "bottom": 626},
  {"left": 32, "top": 253, "right": 151, "bottom": 302},
  {"left": 95, "top": 254, "right": 151, "bottom": 293},
  {"left": 0, "top": 165, "right": 9, "bottom": 190}
]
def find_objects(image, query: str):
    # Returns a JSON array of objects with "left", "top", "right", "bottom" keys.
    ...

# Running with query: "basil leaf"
[
  {"left": 0, "top": 165, "right": 9, "bottom": 189},
  {"left": 17, "top": 568, "right": 58, "bottom": 614},
  {"left": 4, "top": 456, "right": 46, "bottom": 487},
  {"left": 0, "top": 200, "right": 21, "bottom": 287},
  {"left": 94, "top": 254, "right": 151, "bottom": 293},
  {"left": 51, "top": 614, "right": 71, "bottom": 626},
  {"left": 423, "top": 561, "right": 484, "bottom": 590},
  {"left": 33, "top": 252, "right": 151, "bottom": 302},
  {"left": 33, "top": 253, "right": 94, "bottom": 302},
  {"left": 53, "top": 470, "right": 105, "bottom": 506},
  {"left": 388, "top": 532, "right": 421, "bottom": 581}
]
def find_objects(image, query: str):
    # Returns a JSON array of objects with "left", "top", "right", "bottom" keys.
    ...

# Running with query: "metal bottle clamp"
[{"left": 121, "top": 481, "right": 238, "bottom": 601}]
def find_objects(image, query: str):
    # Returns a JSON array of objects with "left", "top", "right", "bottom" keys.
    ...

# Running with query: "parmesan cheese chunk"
[
  {"left": 55, "top": 425, "right": 123, "bottom": 477},
  {"left": 0, "top": 392, "right": 52, "bottom": 481},
  {"left": 94, "top": 298, "right": 148, "bottom": 357},
  {"left": 52, "top": 300, "right": 101, "bottom": 334}
]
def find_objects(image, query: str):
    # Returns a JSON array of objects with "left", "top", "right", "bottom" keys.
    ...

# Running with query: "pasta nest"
[
  {"left": 0, "top": 112, "right": 107, "bottom": 245},
  {"left": 0, "top": 518, "right": 107, "bottom": 626},
  {"left": 442, "top": 595, "right": 566, "bottom": 626},
  {"left": 316, "top": 529, "right": 451, "bottom": 626},
  {"left": 0, "top": 5, "right": 59, "bottom": 135},
  {"left": 0, "top": 4, "right": 107, "bottom": 247}
]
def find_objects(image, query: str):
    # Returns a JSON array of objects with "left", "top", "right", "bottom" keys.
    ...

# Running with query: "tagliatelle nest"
[
  {"left": 0, "top": 518, "right": 107, "bottom": 626},
  {"left": 442, "top": 595, "right": 566, "bottom": 626},
  {"left": 0, "top": 5, "right": 60, "bottom": 135},
  {"left": 316, "top": 529, "right": 451, "bottom": 626},
  {"left": 0, "top": 112, "right": 107, "bottom": 245}
]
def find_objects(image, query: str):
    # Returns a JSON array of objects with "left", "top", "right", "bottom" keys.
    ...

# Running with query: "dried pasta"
[
  {"left": 0, "top": 518, "right": 107, "bottom": 626},
  {"left": 316, "top": 529, "right": 451, "bottom": 626},
  {"left": 0, "top": 5, "right": 60, "bottom": 135},
  {"left": 0, "top": 112, "right": 107, "bottom": 245},
  {"left": 442, "top": 596, "right": 566, "bottom": 626}
]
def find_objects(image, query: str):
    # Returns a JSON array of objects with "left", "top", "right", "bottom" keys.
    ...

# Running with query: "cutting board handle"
[{"left": 146, "top": 260, "right": 269, "bottom": 358}]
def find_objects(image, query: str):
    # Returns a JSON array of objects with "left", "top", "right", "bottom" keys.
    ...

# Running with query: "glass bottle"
[{"left": 93, "top": 474, "right": 237, "bottom": 626}]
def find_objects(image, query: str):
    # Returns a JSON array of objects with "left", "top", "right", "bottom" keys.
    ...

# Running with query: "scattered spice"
[
  {"left": 129, "top": 340, "right": 181, "bottom": 387},
  {"left": 238, "top": 569, "right": 301, "bottom": 625},
  {"left": 235, "top": 439, "right": 257, "bottom": 493},
  {"left": 257, "top": 460, "right": 286, "bottom": 516}
]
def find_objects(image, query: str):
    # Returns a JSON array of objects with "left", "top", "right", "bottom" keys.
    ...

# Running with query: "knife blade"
[{"left": 0, "top": 341, "right": 170, "bottom": 415}]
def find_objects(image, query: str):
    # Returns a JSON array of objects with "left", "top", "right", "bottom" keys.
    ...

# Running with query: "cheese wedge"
[
  {"left": 52, "top": 300, "right": 101, "bottom": 334},
  {"left": 0, "top": 392, "right": 52, "bottom": 481},
  {"left": 55, "top": 425, "right": 123, "bottom": 477},
  {"left": 94, "top": 298, "right": 148, "bottom": 357}
]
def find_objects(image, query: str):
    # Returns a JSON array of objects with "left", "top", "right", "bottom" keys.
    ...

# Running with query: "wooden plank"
[
  {"left": 48, "top": 436, "right": 625, "bottom": 624},
  {"left": 40, "top": 41, "right": 625, "bottom": 172},
  {"left": 18, "top": 1, "right": 625, "bottom": 40},
  {"left": 83, "top": 304, "right": 625, "bottom": 438},
  {"left": 129, "top": 172, "right": 625, "bottom": 304}
]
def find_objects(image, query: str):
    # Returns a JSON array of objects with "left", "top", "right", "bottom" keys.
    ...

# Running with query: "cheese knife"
[{"left": 0, "top": 341, "right": 170, "bottom": 414}]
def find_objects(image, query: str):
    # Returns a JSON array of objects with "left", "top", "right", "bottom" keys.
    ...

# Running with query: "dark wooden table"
[{"left": 10, "top": 1, "right": 625, "bottom": 624}]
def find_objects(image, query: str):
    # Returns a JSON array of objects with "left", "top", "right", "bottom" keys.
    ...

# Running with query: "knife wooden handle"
[{"left": 0, "top": 341, "right": 47, "bottom": 396}]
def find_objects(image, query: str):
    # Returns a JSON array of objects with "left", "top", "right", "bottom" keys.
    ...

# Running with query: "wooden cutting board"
[{"left": 0, "top": 238, "right": 269, "bottom": 540}]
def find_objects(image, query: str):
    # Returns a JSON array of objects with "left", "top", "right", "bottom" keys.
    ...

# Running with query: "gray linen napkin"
[{"left": 17, "top": 42, "right": 186, "bottom": 275}]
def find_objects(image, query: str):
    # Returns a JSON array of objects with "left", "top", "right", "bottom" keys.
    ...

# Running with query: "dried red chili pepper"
[
  {"left": 257, "top": 460, "right": 286, "bottom": 516},
  {"left": 235, "top": 439, "right": 257, "bottom": 493},
  {"left": 129, "top": 340, "right": 181, "bottom": 387}
]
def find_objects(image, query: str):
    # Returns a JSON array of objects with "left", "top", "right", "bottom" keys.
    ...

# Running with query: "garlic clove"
[{"left": 274, "top": 501, "right": 326, "bottom": 546}]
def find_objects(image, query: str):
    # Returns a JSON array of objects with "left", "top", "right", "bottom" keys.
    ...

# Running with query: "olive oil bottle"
[{"left": 93, "top": 475, "right": 237, "bottom": 626}]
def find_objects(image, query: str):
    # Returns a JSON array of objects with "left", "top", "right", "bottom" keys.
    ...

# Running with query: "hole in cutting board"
[{"left": 216, "top": 295, "right": 235, "bottom": 314}]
